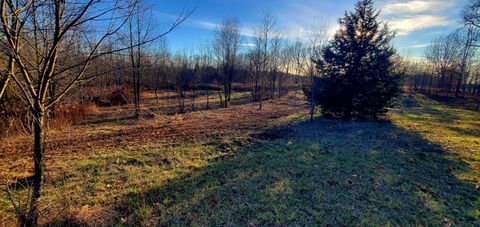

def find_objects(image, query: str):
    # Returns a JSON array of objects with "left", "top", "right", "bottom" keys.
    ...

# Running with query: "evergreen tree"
[{"left": 315, "top": 0, "right": 401, "bottom": 119}]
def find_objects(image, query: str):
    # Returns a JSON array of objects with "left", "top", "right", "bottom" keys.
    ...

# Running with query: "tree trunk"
[
  {"left": 0, "top": 56, "right": 13, "bottom": 100},
  {"left": 25, "top": 106, "right": 45, "bottom": 226},
  {"left": 48, "top": 80, "right": 58, "bottom": 118},
  {"left": 456, "top": 68, "right": 464, "bottom": 98},
  {"left": 206, "top": 88, "right": 210, "bottom": 109},
  {"left": 272, "top": 72, "right": 276, "bottom": 99},
  {"left": 227, "top": 81, "right": 231, "bottom": 107},
  {"left": 310, "top": 83, "right": 315, "bottom": 122},
  {"left": 0, "top": 72, "right": 10, "bottom": 101},
  {"left": 223, "top": 83, "right": 228, "bottom": 108},
  {"left": 154, "top": 71, "right": 159, "bottom": 103},
  {"left": 254, "top": 78, "right": 259, "bottom": 102},
  {"left": 132, "top": 66, "right": 139, "bottom": 118},
  {"left": 135, "top": 72, "right": 141, "bottom": 118},
  {"left": 259, "top": 89, "right": 262, "bottom": 110},
  {"left": 455, "top": 76, "right": 462, "bottom": 98},
  {"left": 0, "top": 67, "right": 13, "bottom": 99},
  {"left": 217, "top": 89, "right": 223, "bottom": 107},
  {"left": 191, "top": 90, "right": 196, "bottom": 111},
  {"left": 343, "top": 108, "right": 352, "bottom": 120},
  {"left": 428, "top": 75, "right": 433, "bottom": 94}
]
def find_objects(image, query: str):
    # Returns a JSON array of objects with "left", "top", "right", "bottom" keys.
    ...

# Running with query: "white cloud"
[
  {"left": 240, "top": 43, "right": 255, "bottom": 47},
  {"left": 382, "top": 0, "right": 455, "bottom": 15},
  {"left": 381, "top": 0, "right": 457, "bottom": 35},
  {"left": 183, "top": 18, "right": 257, "bottom": 38},
  {"left": 388, "top": 15, "right": 450, "bottom": 36},
  {"left": 280, "top": 19, "right": 337, "bottom": 42},
  {"left": 403, "top": 56, "right": 427, "bottom": 61},
  {"left": 407, "top": 43, "right": 431, "bottom": 48},
  {"left": 194, "top": 21, "right": 220, "bottom": 30}
]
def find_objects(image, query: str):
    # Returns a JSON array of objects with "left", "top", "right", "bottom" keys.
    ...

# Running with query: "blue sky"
[{"left": 148, "top": 0, "right": 468, "bottom": 58}]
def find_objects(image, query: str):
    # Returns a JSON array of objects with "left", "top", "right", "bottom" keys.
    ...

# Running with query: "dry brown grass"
[
  {"left": 49, "top": 102, "right": 99, "bottom": 129},
  {"left": 0, "top": 91, "right": 308, "bottom": 183}
]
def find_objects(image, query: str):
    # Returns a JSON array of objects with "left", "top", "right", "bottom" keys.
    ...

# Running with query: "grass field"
[{"left": 1, "top": 92, "right": 479, "bottom": 226}]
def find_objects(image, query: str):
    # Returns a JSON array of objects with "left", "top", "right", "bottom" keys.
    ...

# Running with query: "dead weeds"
[{"left": 0, "top": 92, "right": 308, "bottom": 182}]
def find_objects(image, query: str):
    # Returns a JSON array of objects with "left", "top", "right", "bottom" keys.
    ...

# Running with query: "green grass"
[
  {"left": 390, "top": 94, "right": 480, "bottom": 183},
  {"left": 117, "top": 120, "right": 477, "bottom": 226},
  {"left": 1, "top": 94, "right": 479, "bottom": 226}
]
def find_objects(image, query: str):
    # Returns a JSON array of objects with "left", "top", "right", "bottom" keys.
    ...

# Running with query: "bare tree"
[
  {"left": 469, "top": 56, "right": 480, "bottom": 99},
  {"left": 198, "top": 40, "right": 214, "bottom": 109},
  {"left": 0, "top": 9, "right": 17, "bottom": 100},
  {"left": 172, "top": 52, "right": 193, "bottom": 113},
  {"left": 247, "top": 40, "right": 263, "bottom": 105},
  {"left": 0, "top": 1, "right": 192, "bottom": 224},
  {"left": 214, "top": 18, "right": 241, "bottom": 108},
  {"left": 454, "top": 27, "right": 478, "bottom": 98},
  {"left": 191, "top": 59, "right": 201, "bottom": 111},
  {"left": 279, "top": 43, "right": 295, "bottom": 97},
  {"left": 425, "top": 33, "right": 462, "bottom": 94},
  {"left": 249, "top": 12, "right": 276, "bottom": 110},
  {"left": 464, "top": 0, "right": 480, "bottom": 31},
  {"left": 126, "top": 0, "right": 187, "bottom": 117},
  {"left": 127, "top": 1, "right": 153, "bottom": 118},
  {"left": 0, "top": 2, "right": 131, "bottom": 224},
  {"left": 293, "top": 23, "right": 330, "bottom": 121},
  {"left": 153, "top": 38, "right": 170, "bottom": 103}
]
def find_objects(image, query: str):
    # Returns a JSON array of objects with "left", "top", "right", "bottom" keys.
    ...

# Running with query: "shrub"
[{"left": 91, "top": 87, "right": 133, "bottom": 107}]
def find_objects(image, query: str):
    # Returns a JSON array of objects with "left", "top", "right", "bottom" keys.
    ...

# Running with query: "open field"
[{"left": 1, "top": 92, "right": 479, "bottom": 225}]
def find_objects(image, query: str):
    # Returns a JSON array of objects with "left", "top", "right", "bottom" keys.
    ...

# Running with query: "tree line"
[
  {"left": 403, "top": 0, "right": 480, "bottom": 102},
  {"left": 90, "top": 11, "right": 320, "bottom": 113}
]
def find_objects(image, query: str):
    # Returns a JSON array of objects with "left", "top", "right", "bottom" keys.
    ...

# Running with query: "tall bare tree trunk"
[
  {"left": 253, "top": 78, "right": 258, "bottom": 102},
  {"left": 217, "top": 76, "right": 224, "bottom": 107},
  {"left": 25, "top": 105, "right": 45, "bottom": 226},
  {"left": 259, "top": 85, "right": 262, "bottom": 110},
  {"left": 167, "top": 91, "right": 170, "bottom": 109},
  {"left": 154, "top": 69, "right": 160, "bottom": 103},
  {"left": 135, "top": 72, "right": 141, "bottom": 117},
  {"left": 456, "top": 71, "right": 465, "bottom": 98},
  {"left": 0, "top": 57, "right": 14, "bottom": 100},
  {"left": 192, "top": 90, "right": 196, "bottom": 111},
  {"left": 310, "top": 81, "right": 315, "bottom": 122},
  {"left": 206, "top": 89, "right": 210, "bottom": 109},
  {"left": 0, "top": 74, "right": 10, "bottom": 101}
]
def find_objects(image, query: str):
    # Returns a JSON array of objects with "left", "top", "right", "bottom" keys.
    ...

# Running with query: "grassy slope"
[
  {"left": 1, "top": 94, "right": 479, "bottom": 226},
  {"left": 390, "top": 94, "right": 480, "bottom": 184}
]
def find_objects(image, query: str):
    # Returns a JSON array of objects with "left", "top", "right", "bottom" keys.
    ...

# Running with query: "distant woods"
[{"left": 404, "top": 0, "right": 480, "bottom": 106}]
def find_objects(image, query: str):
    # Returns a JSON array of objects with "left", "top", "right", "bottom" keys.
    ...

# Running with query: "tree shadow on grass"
[
  {"left": 109, "top": 117, "right": 479, "bottom": 226},
  {"left": 424, "top": 93, "right": 480, "bottom": 112},
  {"left": 445, "top": 125, "right": 480, "bottom": 138},
  {"left": 399, "top": 95, "right": 462, "bottom": 122},
  {"left": 66, "top": 117, "right": 478, "bottom": 226},
  {"left": 397, "top": 94, "right": 480, "bottom": 138}
]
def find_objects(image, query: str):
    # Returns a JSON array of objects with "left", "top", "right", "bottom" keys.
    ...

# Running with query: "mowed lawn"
[{"left": 1, "top": 94, "right": 479, "bottom": 226}]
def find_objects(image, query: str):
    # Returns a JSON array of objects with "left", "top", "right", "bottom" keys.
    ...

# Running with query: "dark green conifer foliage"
[{"left": 315, "top": 0, "right": 401, "bottom": 119}]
